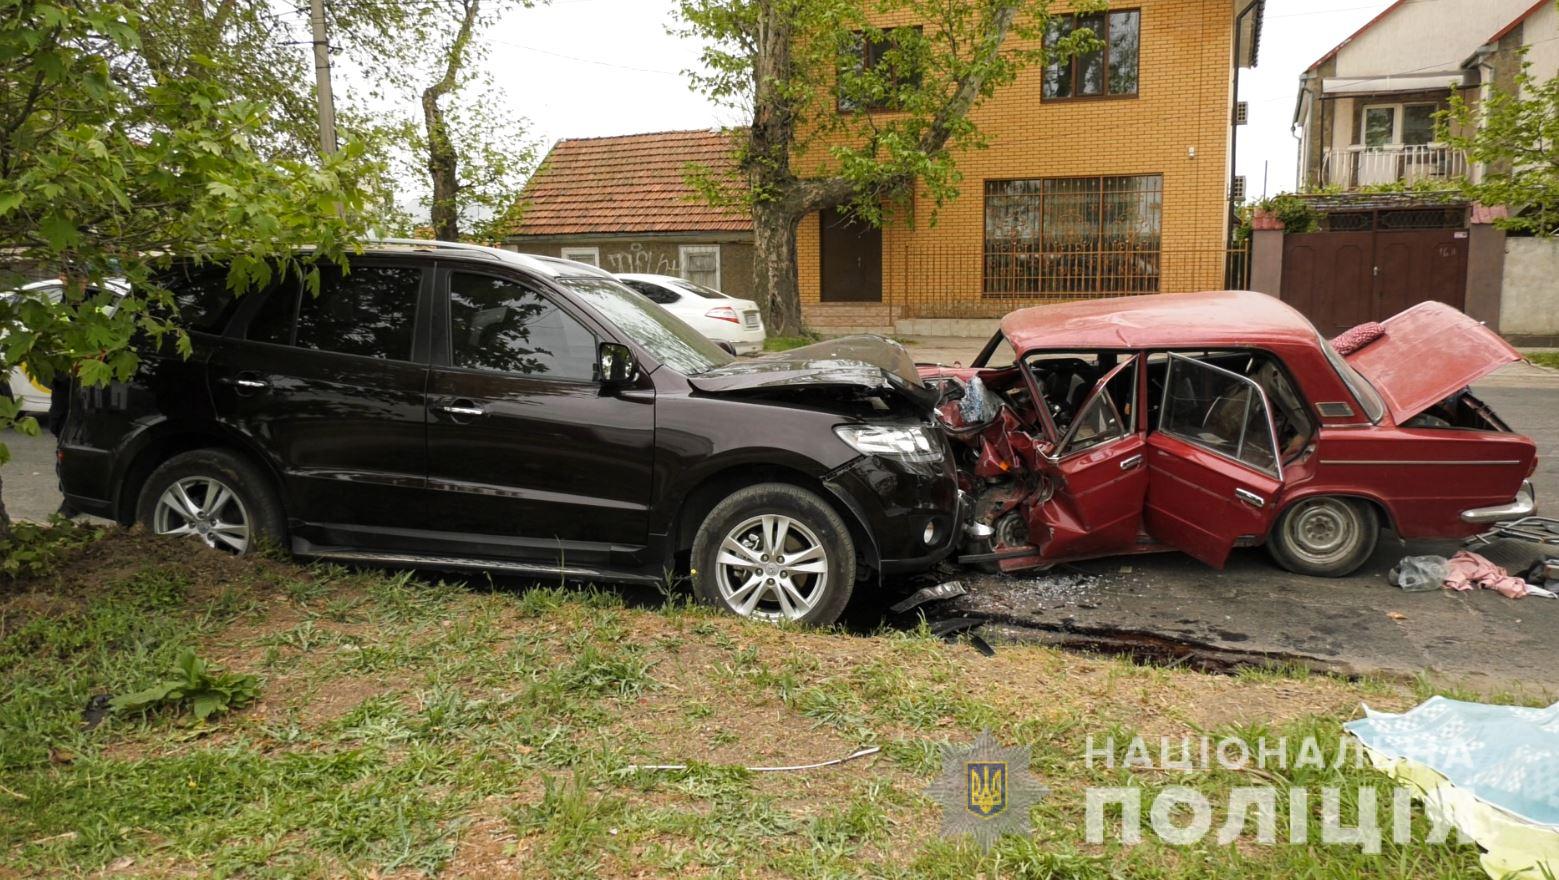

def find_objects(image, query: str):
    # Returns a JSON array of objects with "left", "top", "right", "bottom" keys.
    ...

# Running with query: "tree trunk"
[
  {"left": 422, "top": 0, "right": 480, "bottom": 242},
  {"left": 423, "top": 90, "right": 459, "bottom": 241},
  {"left": 753, "top": 202, "right": 803, "bottom": 336},
  {"left": 737, "top": 0, "right": 1028, "bottom": 336},
  {"left": 0, "top": 473, "right": 10, "bottom": 540}
]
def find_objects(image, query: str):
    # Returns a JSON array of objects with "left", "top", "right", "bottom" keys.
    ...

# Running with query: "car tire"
[
  {"left": 1266, "top": 496, "right": 1378, "bottom": 577},
  {"left": 136, "top": 449, "right": 285, "bottom": 556},
  {"left": 691, "top": 483, "right": 855, "bottom": 625}
]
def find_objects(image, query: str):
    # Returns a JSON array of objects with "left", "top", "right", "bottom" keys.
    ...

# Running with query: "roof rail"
[{"left": 364, "top": 237, "right": 506, "bottom": 263}]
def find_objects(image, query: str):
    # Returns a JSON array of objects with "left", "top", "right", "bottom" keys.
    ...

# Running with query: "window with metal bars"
[{"left": 983, "top": 175, "right": 1163, "bottom": 295}]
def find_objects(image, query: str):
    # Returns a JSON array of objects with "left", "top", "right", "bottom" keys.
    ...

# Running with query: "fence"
[
  {"left": 889, "top": 244, "right": 1249, "bottom": 318},
  {"left": 1321, "top": 145, "right": 1471, "bottom": 190}
]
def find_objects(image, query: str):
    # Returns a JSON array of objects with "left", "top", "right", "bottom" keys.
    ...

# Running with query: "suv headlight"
[{"left": 833, "top": 424, "right": 943, "bottom": 463}]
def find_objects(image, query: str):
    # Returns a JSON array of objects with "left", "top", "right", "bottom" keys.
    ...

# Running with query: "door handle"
[
  {"left": 1119, "top": 454, "right": 1143, "bottom": 471},
  {"left": 1234, "top": 488, "right": 1266, "bottom": 509},
  {"left": 437, "top": 400, "right": 485, "bottom": 421},
  {"left": 224, "top": 372, "right": 269, "bottom": 396}
]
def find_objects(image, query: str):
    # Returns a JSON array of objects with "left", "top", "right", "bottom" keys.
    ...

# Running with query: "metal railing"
[
  {"left": 1321, "top": 145, "right": 1471, "bottom": 189},
  {"left": 888, "top": 245, "right": 1249, "bottom": 318}
]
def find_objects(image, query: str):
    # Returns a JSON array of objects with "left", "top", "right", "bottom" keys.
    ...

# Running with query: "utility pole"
[{"left": 309, "top": 0, "right": 338, "bottom": 155}]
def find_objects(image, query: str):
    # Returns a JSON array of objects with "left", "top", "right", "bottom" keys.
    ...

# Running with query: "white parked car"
[
  {"left": 3, "top": 278, "right": 127, "bottom": 413},
  {"left": 614, "top": 274, "right": 766, "bottom": 355}
]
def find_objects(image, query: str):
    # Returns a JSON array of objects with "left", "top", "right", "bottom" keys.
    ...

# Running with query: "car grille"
[{"left": 743, "top": 311, "right": 760, "bottom": 329}]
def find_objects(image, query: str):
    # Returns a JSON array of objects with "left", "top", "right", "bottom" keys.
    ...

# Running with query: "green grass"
[
  {"left": 1527, "top": 351, "right": 1559, "bottom": 370},
  {"left": 762, "top": 334, "right": 819, "bottom": 352},
  {"left": 0, "top": 527, "right": 1502, "bottom": 878}
]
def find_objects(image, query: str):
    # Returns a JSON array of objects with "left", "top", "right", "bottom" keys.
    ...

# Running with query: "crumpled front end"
[{"left": 924, "top": 371, "right": 1060, "bottom": 572}]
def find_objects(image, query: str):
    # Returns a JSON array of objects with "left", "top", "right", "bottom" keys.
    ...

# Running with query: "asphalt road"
[
  {"left": 2, "top": 423, "right": 65, "bottom": 523},
  {"left": 5, "top": 354, "right": 1556, "bottom": 693}
]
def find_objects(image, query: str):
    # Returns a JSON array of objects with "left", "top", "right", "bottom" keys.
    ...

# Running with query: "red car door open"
[
  {"left": 1036, "top": 355, "right": 1149, "bottom": 560},
  {"left": 1144, "top": 354, "right": 1284, "bottom": 568}
]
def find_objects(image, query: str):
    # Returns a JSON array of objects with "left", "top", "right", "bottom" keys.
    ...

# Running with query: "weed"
[{"left": 111, "top": 648, "right": 260, "bottom": 722}]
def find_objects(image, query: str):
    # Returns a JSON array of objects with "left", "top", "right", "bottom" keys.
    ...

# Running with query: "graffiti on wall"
[{"left": 603, "top": 243, "right": 679, "bottom": 275}]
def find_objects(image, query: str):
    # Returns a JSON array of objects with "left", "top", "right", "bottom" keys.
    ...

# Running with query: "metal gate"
[{"left": 1280, "top": 208, "right": 1468, "bottom": 337}]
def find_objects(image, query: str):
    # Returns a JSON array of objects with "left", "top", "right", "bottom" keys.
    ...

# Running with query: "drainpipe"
[
  {"left": 1229, "top": 0, "right": 1260, "bottom": 240},
  {"left": 1466, "top": 45, "right": 1496, "bottom": 184}
]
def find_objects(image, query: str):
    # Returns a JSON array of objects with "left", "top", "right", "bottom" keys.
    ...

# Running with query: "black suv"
[{"left": 60, "top": 241, "right": 963, "bottom": 625}]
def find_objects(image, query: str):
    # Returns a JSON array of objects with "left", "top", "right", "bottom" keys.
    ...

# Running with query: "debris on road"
[
  {"left": 1390, "top": 549, "right": 1553, "bottom": 599},
  {"left": 928, "top": 616, "right": 996, "bottom": 656},
  {"left": 1389, "top": 555, "right": 1448, "bottom": 592},
  {"left": 1445, "top": 550, "right": 1534, "bottom": 599},
  {"left": 889, "top": 579, "right": 967, "bottom": 614}
]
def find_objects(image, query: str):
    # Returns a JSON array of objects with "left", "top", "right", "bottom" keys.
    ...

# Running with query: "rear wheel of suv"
[
  {"left": 691, "top": 483, "right": 855, "bottom": 626},
  {"left": 1266, "top": 496, "right": 1378, "bottom": 577},
  {"left": 136, "top": 449, "right": 285, "bottom": 556}
]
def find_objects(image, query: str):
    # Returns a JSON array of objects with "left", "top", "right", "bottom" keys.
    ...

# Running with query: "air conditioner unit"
[{"left": 1234, "top": 101, "right": 1248, "bottom": 125}]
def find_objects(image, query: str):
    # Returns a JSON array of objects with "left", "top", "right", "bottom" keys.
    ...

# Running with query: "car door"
[
  {"left": 422, "top": 266, "right": 655, "bottom": 565},
  {"left": 1037, "top": 355, "right": 1149, "bottom": 559},
  {"left": 1143, "top": 353, "right": 1284, "bottom": 568},
  {"left": 208, "top": 259, "right": 431, "bottom": 539}
]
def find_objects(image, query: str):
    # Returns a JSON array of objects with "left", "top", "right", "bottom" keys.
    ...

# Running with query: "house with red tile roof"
[{"left": 501, "top": 129, "right": 756, "bottom": 298}]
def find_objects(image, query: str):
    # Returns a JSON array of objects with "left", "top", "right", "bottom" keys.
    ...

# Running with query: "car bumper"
[
  {"left": 1460, "top": 480, "right": 1537, "bottom": 524},
  {"left": 702, "top": 323, "right": 765, "bottom": 354},
  {"left": 821, "top": 447, "right": 963, "bottom": 577}
]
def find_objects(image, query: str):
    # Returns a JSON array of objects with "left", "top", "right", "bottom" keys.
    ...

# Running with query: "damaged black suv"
[{"left": 59, "top": 241, "right": 961, "bottom": 625}]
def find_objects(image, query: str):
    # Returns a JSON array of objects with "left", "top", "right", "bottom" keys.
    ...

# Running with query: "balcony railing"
[{"left": 1321, "top": 144, "right": 1471, "bottom": 189}]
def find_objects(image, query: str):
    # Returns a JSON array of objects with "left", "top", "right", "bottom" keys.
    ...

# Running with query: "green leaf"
[
  {"left": 191, "top": 692, "right": 223, "bottom": 722},
  {"left": 38, "top": 212, "right": 78, "bottom": 250}
]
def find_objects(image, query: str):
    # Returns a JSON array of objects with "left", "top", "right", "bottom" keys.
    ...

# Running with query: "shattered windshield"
[{"left": 560, "top": 276, "right": 735, "bottom": 376}]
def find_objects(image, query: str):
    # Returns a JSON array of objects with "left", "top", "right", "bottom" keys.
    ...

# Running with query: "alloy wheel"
[
  {"left": 152, "top": 476, "right": 251, "bottom": 554},
  {"left": 714, "top": 514, "right": 829, "bottom": 621}
]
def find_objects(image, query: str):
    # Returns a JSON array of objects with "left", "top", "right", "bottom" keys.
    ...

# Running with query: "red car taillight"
[{"left": 705, "top": 306, "right": 741, "bottom": 324}]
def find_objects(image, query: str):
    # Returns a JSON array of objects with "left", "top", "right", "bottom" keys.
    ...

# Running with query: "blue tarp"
[{"left": 1345, "top": 696, "right": 1559, "bottom": 829}]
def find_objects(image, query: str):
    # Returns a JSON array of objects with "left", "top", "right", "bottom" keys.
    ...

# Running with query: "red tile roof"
[
  {"left": 505, "top": 130, "right": 752, "bottom": 237},
  {"left": 1486, "top": 0, "right": 1549, "bottom": 46}
]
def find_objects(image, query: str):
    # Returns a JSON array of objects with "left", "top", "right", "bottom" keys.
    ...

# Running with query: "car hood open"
[
  {"left": 687, "top": 335, "right": 939, "bottom": 411},
  {"left": 1344, "top": 301, "right": 1522, "bottom": 422}
]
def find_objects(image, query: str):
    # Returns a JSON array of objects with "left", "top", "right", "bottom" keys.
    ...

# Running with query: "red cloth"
[
  {"left": 1443, "top": 550, "right": 1529, "bottom": 599},
  {"left": 1331, "top": 323, "right": 1386, "bottom": 356}
]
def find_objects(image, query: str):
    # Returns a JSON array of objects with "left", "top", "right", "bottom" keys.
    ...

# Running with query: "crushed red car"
[{"left": 921, "top": 291, "right": 1538, "bottom": 577}]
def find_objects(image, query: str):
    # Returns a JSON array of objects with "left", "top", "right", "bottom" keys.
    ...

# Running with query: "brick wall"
[
  {"left": 798, "top": 0, "right": 1241, "bottom": 324},
  {"left": 506, "top": 237, "right": 757, "bottom": 300}
]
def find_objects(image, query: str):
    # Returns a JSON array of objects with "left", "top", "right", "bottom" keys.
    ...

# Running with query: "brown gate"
[{"left": 1280, "top": 208, "right": 1467, "bottom": 337}]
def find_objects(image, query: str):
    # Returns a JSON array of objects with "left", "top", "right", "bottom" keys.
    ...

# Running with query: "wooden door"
[{"left": 819, "top": 208, "right": 882, "bottom": 303}]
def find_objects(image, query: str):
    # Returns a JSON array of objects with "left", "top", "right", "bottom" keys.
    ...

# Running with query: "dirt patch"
[{"left": 2, "top": 528, "right": 299, "bottom": 612}]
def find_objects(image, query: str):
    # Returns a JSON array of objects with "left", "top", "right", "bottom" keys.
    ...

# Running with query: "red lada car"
[{"left": 922, "top": 291, "right": 1537, "bottom": 577}]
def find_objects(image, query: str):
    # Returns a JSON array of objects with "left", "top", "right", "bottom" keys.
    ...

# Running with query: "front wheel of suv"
[
  {"left": 691, "top": 483, "right": 855, "bottom": 626},
  {"left": 136, "top": 449, "right": 286, "bottom": 556}
]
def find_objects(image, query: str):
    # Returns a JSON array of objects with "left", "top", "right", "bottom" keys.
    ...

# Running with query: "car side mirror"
[{"left": 598, "top": 342, "right": 638, "bottom": 386}]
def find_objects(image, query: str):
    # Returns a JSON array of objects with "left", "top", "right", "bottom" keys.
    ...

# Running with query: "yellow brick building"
[{"left": 798, "top": 0, "right": 1263, "bottom": 332}]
